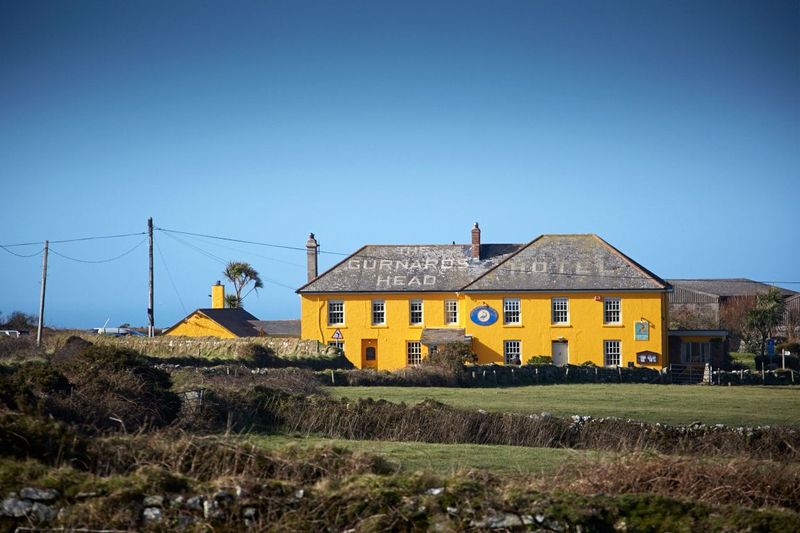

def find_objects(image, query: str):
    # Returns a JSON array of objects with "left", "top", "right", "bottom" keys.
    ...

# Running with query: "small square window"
[
  {"left": 445, "top": 300, "right": 458, "bottom": 324},
  {"left": 328, "top": 340, "right": 344, "bottom": 355},
  {"left": 407, "top": 341, "right": 422, "bottom": 366},
  {"left": 372, "top": 300, "right": 385, "bottom": 325},
  {"left": 603, "top": 297, "right": 621, "bottom": 324},
  {"left": 504, "top": 340, "right": 521, "bottom": 365},
  {"left": 503, "top": 298, "right": 521, "bottom": 324},
  {"left": 604, "top": 340, "right": 621, "bottom": 367},
  {"left": 410, "top": 300, "right": 423, "bottom": 325},
  {"left": 552, "top": 297, "right": 569, "bottom": 324},
  {"left": 328, "top": 300, "right": 344, "bottom": 326}
]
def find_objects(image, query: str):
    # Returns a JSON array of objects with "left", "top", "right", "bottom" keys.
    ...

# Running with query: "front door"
[
  {"left": 361, "top": 339, "right": 378, "bottom": 369},
  {"left": 552, "top": 341, "right": 568, "bottom": 366}
]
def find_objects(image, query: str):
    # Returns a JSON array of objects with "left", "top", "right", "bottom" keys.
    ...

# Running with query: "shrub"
[
  {"left": 50, "top": 340, "right": 181, "bottom": 431},
  {"left": 527, "top": 355, "right": 552, "bottom": 365},
  {"left": 0, "top": 361, "right": 71, "bottom": 415},
  {"left": 422, "top": 343, "right": 477, "bottom": 372}
]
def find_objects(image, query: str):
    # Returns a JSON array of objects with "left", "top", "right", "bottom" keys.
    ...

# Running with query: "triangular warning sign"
[{"left": 331, "top": 329, "right": 343, "bottom": 340}]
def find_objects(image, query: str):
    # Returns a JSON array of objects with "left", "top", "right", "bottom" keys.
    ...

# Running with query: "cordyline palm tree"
[{"left": 223, "top": 261, "right": 263, "bottom": 308}]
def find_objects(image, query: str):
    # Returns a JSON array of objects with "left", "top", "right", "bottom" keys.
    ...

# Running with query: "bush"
[
  {"left": 527, "top": 355, "right": 552, "bottom": 365},
  {"left": 46, "top": 339, "right": 181, "bottom": 431},
  {"left": 422, "top": 343, "right": 477, "bottom": 372}
]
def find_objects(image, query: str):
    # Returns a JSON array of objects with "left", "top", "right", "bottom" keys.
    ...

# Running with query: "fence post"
[
  {"left": 330, "top": 369, "right": 335, "bottom": 385},
  {"left": 617, "top": 366, "right": 621, "bottom": 383}
]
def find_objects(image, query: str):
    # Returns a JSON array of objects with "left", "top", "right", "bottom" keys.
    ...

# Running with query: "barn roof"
[
  {"left": 297, "top": 234, "right": 668, "bottom": 293},
  {"left": 666, "top": 279, "right": 797, "bottom": 299}
]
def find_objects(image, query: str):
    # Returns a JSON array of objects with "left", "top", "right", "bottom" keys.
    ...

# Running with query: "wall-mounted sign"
[
  {"left": 470, "top": 305, "right": 498, "bottom": 326},
  {"left": 634, "top": 321, "right": 649, "bottom": 341},
  {"left": 637, "top": 351, "right": 658, "bottom": 364},
  {"left": 331, "top": 329, "right": 343, "bottom": 340}
]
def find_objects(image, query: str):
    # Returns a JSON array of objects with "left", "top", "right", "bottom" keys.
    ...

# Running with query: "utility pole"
[
  {"left": 36, "top": 240, "right": 49, "bottom": 346},
  {"left": 147, "top": 217, "right": 154, "bottom": 337}
]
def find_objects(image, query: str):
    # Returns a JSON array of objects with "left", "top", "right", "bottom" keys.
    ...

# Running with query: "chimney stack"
[
  {"left": 306, "top": 233, "right": 319, "bottom": 282},
  {"left": 471, "top": 222, "right": 481, "bottom": 259},
  {"left": 211, "top": 281, "right": 225, "bottom": 309}
]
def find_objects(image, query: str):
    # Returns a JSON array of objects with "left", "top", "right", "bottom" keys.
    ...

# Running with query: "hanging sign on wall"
[
  {"left": 470, "top": 305, "right": 498, "bottom": 326},
  {"left": 634, "top": 321, "right": 649, "bottom": 341}
]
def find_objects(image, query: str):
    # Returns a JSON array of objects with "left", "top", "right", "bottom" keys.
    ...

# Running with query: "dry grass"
[{"left": 553, "top": 453, "right": 800, "bottom": 512}]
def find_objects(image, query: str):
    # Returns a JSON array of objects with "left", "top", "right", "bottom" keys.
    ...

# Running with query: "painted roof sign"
[{"left": 470, "top": 305, "right": 498, "bottom": 326}]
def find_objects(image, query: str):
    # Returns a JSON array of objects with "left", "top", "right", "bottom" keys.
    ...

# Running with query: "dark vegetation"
[{"left": 2, "top": 337, "right": 800, "bottom": 531}]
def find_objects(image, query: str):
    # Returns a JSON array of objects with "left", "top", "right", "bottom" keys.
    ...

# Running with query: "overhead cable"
[{"left": 49, "top": 238, "right": 147, "bottom": 264}]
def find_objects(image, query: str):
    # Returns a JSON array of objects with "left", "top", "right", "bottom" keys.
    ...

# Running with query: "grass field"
[
  {"left": 250, "top": 434, "right": 595, "bottom": 475},
  {"left": 330, "top": 384, "right": 800, "bottom": 427}
]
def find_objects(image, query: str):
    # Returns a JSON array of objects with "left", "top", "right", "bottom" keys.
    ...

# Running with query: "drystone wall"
[{"left": 46, "top": 333, "right": 336, "bottom": 359}]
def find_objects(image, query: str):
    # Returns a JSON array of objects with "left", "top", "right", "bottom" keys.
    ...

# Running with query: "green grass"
[
  {"left": 250, "top": 434, "right": 590, "bottom": 476},
  {"left": 330, "top": 384, "right": 800, "bottom": 427},
  {"left": 731, "top": 352, "right": 757, "bottom": 370}
]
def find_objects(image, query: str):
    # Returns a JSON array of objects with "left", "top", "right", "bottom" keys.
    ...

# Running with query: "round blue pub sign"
[{"left": 470, "top": 305, "right": 498, "bottom": 326}]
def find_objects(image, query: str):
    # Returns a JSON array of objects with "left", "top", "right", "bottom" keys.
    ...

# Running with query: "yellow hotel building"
[{"left": 298, "top": 224, "right": 670, "bottom": 370}]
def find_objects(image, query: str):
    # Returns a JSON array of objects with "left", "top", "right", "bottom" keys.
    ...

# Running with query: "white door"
[{"left": 552, "top": 341, "right": 568, "bottom": 366}]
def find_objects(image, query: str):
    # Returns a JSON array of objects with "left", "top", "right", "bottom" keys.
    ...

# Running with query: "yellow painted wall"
[
  {"left": 300, "top": 291, "right": 668, "bottom": 370},
  {"left": 164, "top": 311, "right": 237, "bottom": 338}
]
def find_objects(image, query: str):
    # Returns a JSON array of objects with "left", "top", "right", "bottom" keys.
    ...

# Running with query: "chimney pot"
[{"left": 471, "top": 222, "right": 481, "bottom": 259}]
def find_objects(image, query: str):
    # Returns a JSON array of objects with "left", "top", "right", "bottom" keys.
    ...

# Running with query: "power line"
[
  {"left": 156, "top": 227, "right": 310, "bottom": 252},
  {"left": 1, "top": 231, "right": 146, "bottom": 248},
  {"left": 161, "top": 230, "right": 300, "bottom": 292},
  {"left": 49, "top": 238, "right": 147, "bottom": 264},
  {"left": 179, "top": 232, "right": 304, "bottom": 268},
  {"left": 0, "top": 245, "right": 43, "bottom": 258}
]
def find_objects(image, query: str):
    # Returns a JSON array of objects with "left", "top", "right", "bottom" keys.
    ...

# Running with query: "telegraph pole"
[
  {"left": 36, "top": 240, "right": 48, "bottom": 346},
  {"left": 147, "top": 217, "right": 154, "bottom": 337}
]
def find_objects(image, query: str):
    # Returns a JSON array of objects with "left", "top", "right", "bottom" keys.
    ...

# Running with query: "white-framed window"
[
  {"left": 445, "top": 300, "right": 458, "bottom": 324},
  {"left": 603, "top": 297, "right": 621, "bottom": 324},
  {"left": 328, "top": 340, "right": 344, "bottom": 354},
  {"left": 552, "top": 297, "right": 569, "bottom": 324},
  {"left": 409, "top": 299, "right": 423, "bottom": 325},
  {"left": 503, "top": 298, "right": 521, "bottom": 324},
  {"left": 604, "top": 340, "right": 621, "bottom": 367},
  {"left": 504, "top": 340, "right": 521, "bottom": 365},
  {"left": 681, "top": 342, "right": 710, "bottom": 364},
  {"left": 328, "top": 300, "right": 344, "bottom": 325},
  {"left": 407, "top": 341, "right": 422, "bottom": 366},
  {"left": 371, "top": 300, "right": 385, "bottom": 325}
]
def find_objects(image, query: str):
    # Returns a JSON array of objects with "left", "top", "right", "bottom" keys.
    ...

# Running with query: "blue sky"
[{"left": 1, "top": 0, "right": 798, "bottom": 329}]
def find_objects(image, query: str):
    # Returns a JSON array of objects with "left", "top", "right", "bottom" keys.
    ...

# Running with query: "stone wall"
[{"left": 45, "top": 333, "right": 336, "bottom": 359}]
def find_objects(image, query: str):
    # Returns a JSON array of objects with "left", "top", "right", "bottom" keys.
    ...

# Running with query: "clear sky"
[{"left": 1, "top": 0, "right": 798, "bottom": 329}]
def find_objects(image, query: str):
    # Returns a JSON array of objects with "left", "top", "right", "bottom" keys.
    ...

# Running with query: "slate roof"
[
  {"left": 297, "top": 244, "right": 522, "bottom": 293},
  {"left": 249, "top": 320, "right": 301, "bottom": 337},
  {"left": 465, "top": 235, "right": 668, "bottom": 291},
  {"left": 197, "top": 308, "right": 261, "bottom": 337},
  {"left": 297, "top": 235, "right": 668, "bottom": 293},
  {"left": 666, "top": 279, "right": 797, "bottom": 299},
  {"left": 420, "top": 328, "right": 471, "bottom": 345}
]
